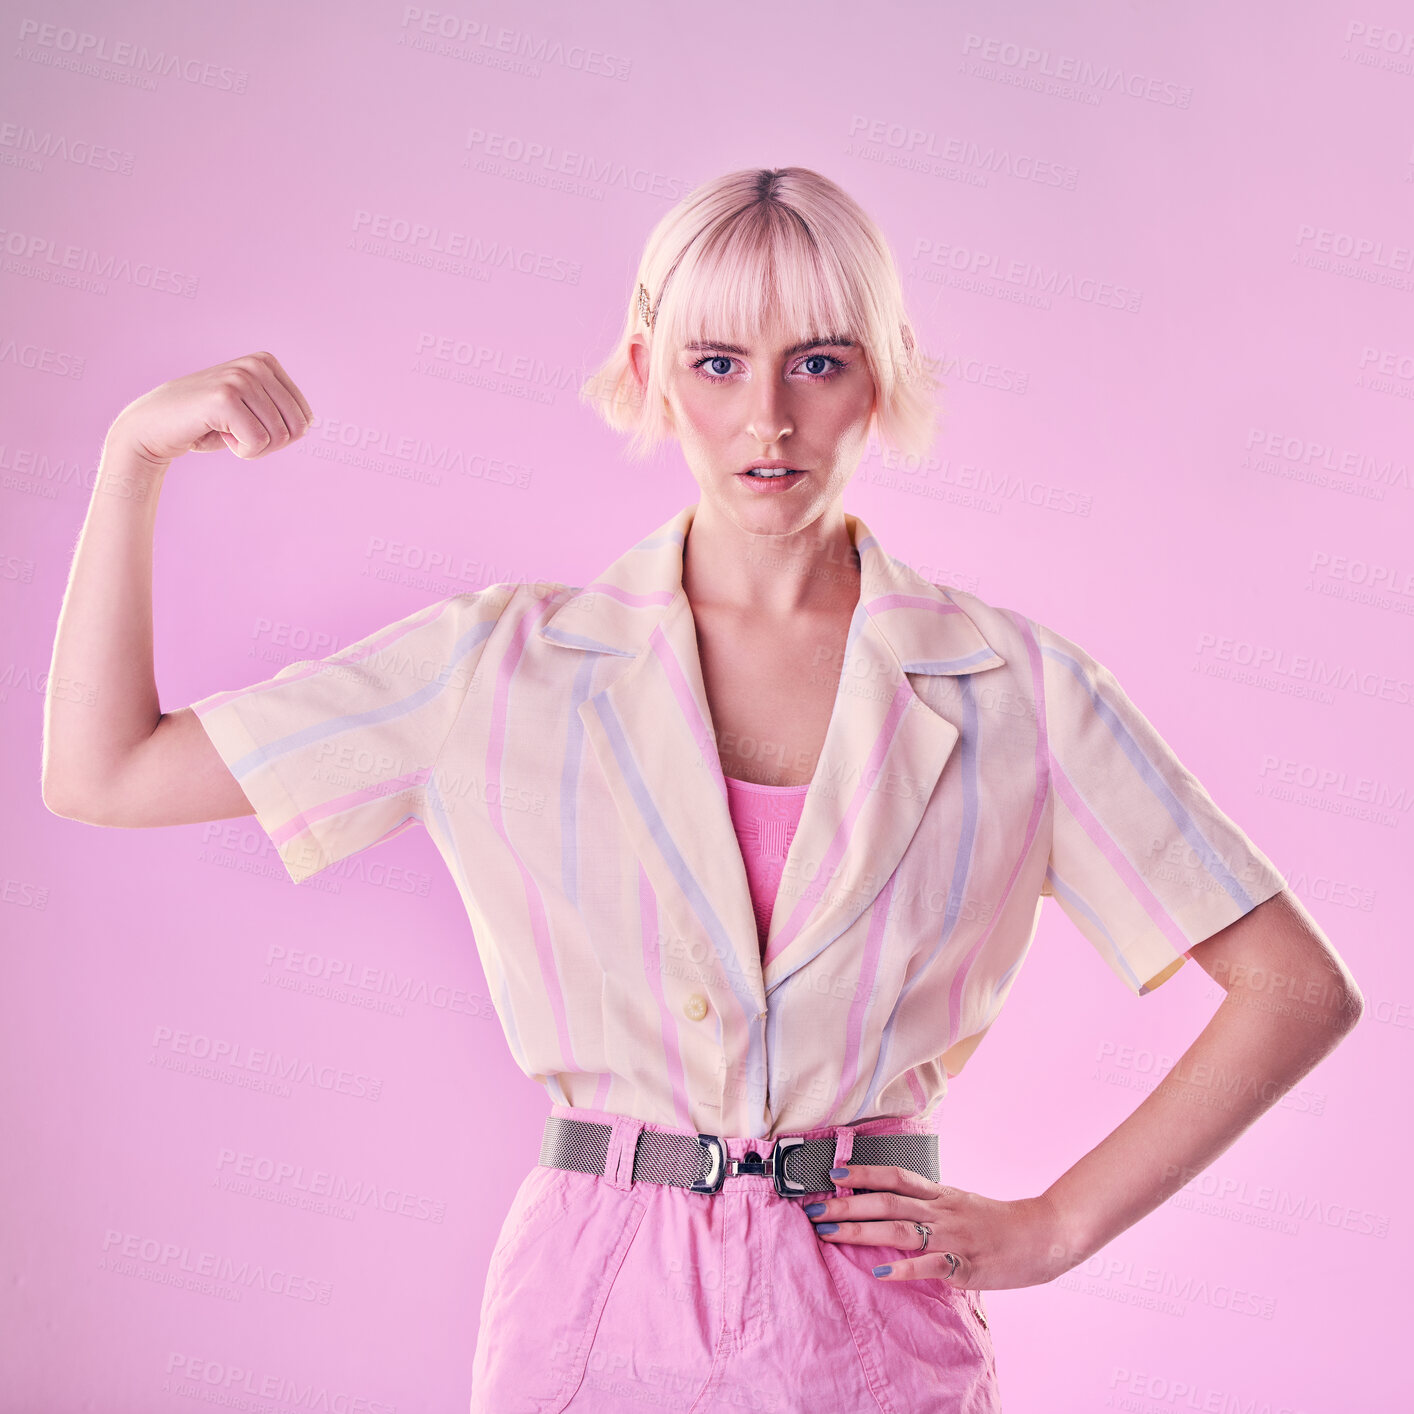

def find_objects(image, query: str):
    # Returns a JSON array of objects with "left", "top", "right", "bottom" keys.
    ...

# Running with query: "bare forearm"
[
  {"left": 42, "top": 433, "right": 170, "bottom": 810},
  {"left": 1042, "top": 979, "right": 1362, "bottom": 1266}
]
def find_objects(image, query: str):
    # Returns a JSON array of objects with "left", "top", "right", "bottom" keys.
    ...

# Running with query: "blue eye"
[
  {"left": 694, "top": 355, "right": 736, "bottom": 378},
  {"left": 688, "top": 353, "right": 847, "bottom": 381}
]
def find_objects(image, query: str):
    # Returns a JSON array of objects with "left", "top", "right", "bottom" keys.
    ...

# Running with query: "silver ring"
[
  {"left": 912, "top": 1221, "right": 930, "bottom": 1252},
  {"left": 942, "top": 1251, "right": 959, "bottom": 1279}
]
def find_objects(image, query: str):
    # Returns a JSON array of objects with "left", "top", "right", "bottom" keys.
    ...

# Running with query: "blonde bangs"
[{"left": 661, "top": 206, "right": 858, "bottom": 358}]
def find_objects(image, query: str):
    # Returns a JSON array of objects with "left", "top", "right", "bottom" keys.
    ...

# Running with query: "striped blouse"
[{"left": 190, "top": 502, "right": 1288, "bottom": 1140}]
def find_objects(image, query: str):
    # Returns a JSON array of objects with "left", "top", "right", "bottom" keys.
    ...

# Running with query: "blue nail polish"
[
  {"left": 815, "top": 1223, "right": 839, "bottom": 1235},
  {"left": 873, "top": 1264, "right": 892, "bottom": 1278},
  {"left": 803, "top": 1201, "right": 826, "bottom": 1217},
  {"left": 830, "top": 1165, "right": 849, "bottom": 1179}
]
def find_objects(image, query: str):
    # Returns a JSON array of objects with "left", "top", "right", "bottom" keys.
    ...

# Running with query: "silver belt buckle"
[
  {"left": 770, "top": 1135, "right": 810, "bottom": 1197},
  {"left": 691, "top": 1133, "right": 812, "bottom": 1197},
  {"left": 691, "top": 1133, "right": 726, "bottom": 1194}
]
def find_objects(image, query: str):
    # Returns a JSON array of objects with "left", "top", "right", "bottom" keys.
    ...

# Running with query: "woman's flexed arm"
[{"left": 41, "top": 352, "right": 314, "bottom": 827}]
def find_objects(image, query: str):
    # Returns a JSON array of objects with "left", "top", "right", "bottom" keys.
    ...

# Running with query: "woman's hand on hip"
[{"left": 803, "top": 1162, "right": 1080, "bottom": 1291}]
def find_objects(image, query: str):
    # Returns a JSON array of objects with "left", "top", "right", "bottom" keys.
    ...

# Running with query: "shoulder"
[
  {"left": 938, "top": 583, "right": 1106, "bottom": 669},
  {"left": 443, "top": 577, "right": 576, "bottom": 626},
  {"left": 922, "top": 578, "right": 1049, "bottom": 663},
  {"left": 917, "top": 582, "right": 1124, "bottom": 739},
  {"left": 438, "top": 579, "right": 584, "bottom": 670}
]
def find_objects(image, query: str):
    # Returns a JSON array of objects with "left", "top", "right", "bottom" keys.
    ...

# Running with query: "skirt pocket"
[
  {"left": 917, "top": 1274, "right": 994, "bottom": 1363},
  {"left": 819, "top": 1238, "right": 1001, "bottom": 1414},
  {"left": 471, "top": 1167, "right": 649, "bottom": 1414},
  {"left": 486, "top": 1166, "right": 570, "bottom": 1280}
]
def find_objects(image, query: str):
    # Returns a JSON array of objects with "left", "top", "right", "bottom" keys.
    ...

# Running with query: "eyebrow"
[{"left": 682, "top": 335, "right": 858, "bottom": 356}]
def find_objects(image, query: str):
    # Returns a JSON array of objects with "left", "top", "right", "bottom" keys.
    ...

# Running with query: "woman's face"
[{"left": 642, "top": 308, "right": 878, "bottom": 535}]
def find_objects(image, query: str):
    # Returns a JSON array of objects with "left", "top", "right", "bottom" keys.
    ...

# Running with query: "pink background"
[{"left": 3, "top": 1, "right": 1409, "bottom": 1409}]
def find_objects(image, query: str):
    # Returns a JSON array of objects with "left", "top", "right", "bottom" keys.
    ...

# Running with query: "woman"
[{"left": 43, "top": 168, "right": 1363, "bottom": 1413}]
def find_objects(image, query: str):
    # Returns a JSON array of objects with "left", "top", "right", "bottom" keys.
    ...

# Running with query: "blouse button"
[{"left": 683, "top": 993, "right": 709, "bottom": 1021}]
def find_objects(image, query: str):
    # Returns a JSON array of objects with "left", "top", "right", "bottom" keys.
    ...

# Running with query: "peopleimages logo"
[
  {"left": 396, "top": 7, "right": 632, "bottom": 81},
  {"left": 1243, "top": 426, "right": 1411, "bottom": 494},
  {"left": 161, "top": 1352, "right": 396, "bottom": 1414},
  {"left": 214, "top": 1147, "right": 447, "bottom": 1223},
  {"left": 14, "top": 18, "right": 250, "bottom": 93},
  {"left": 0, "top": 223, "right": 199, "bottom": 296},
  {"left": 1194, "top": 632, "right": 1414, "bottom": 708},
  {"left": 959, "top": 32, "right": 1193, "bottom": 108},
  {"left": 99, "top": 1229, "right": 332, "bottom": 1304},
  {"left": 1257, "top": 755, "right": 1412, "bottom": 812}
]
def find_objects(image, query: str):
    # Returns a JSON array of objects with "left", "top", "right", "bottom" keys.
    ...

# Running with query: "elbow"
[
  {"left": 1338, "top": 982, "right": 1366, "bottom": 1033},
  {"left": 40, "top": 775, "right": 114, "bottom": 825},
  {"left": 40, "top": 746, "right": 87, "bottom": 820},
  {"left": 40, "top": 772, "right": 78, "bottom": 820},
  {"left": 1310, "top": 976, "right": 1365, "bottom": 1040},
  {"left": 41, "top": 781, "right": 90, "bottom": 822},
  {"left": 1326, "top": 954, "right": 1366, "bottom": 1035}
]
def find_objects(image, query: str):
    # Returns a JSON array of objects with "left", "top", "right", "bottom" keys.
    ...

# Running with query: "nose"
[{"left": 745, "top": 379, "right": 794, "bottom": 448}]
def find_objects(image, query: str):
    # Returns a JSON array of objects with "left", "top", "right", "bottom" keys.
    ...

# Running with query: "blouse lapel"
[
  {"left": 536, "top": 504, "right": 1008, "bottom": 1025},
  {"left": 542, "top": 507, "right": 769, "bottom": 1027},
  {"left": 760, "top": 513, "right": 1006, "bottom": 994}
]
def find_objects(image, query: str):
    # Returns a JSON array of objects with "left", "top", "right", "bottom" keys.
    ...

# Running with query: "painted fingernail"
[
  {"left": 873, "top": 1265, "right": 892, "bottom": 1278},
  {"left": 815, "top": 1223, "right": 839, "bottom": 1235},
  {"left": 803, "top": 1202, "right": 826, "bottom": 1217},
  {"left": 830, "top": 1166, "right": 849, "bottom": 1179}
]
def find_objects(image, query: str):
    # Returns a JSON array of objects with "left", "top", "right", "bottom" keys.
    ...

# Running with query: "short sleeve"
[
  {"left": 190, "top": 585, "right": 513, "bottom": 885},
  {"left": 1037, "top": 619, "right": 1288, "bottom": 996}
]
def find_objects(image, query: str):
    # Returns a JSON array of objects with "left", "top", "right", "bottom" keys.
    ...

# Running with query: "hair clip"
[{"left": 637, "top": 281, "right": 657, "bottom": 330}]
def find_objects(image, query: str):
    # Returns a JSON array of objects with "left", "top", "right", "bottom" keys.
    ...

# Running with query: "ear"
[
  {"left": 628, "top": 333, "right": 673, "bottom": 429},
  {"left": 628, "top": 334, "right": 650, "bottom": 395},
  {"left": 864, "top": 389, "right": 880, "bottom": 447}
]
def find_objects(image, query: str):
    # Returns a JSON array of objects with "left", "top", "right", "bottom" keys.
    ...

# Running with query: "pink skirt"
[{"left": 470, "top": 1103, "right": 1002, "bottom": 1413}]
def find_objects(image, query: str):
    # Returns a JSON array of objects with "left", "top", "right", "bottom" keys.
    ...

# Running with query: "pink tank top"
[{"left": 723, "top": 775, "right": 811, "bottom": 955}]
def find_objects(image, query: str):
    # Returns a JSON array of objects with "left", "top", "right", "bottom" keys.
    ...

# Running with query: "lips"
[{"left": 737, "top": 465, "right": 808, "bottom": 493}]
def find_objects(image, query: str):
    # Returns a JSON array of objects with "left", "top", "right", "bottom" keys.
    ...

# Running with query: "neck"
[{"left": 680, "top": 499, "right": 861, "bottom": 618}]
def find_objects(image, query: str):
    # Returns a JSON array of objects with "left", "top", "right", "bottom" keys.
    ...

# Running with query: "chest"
[{"left": 691, "top": 605, "right": 852, "bottom": 788}]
